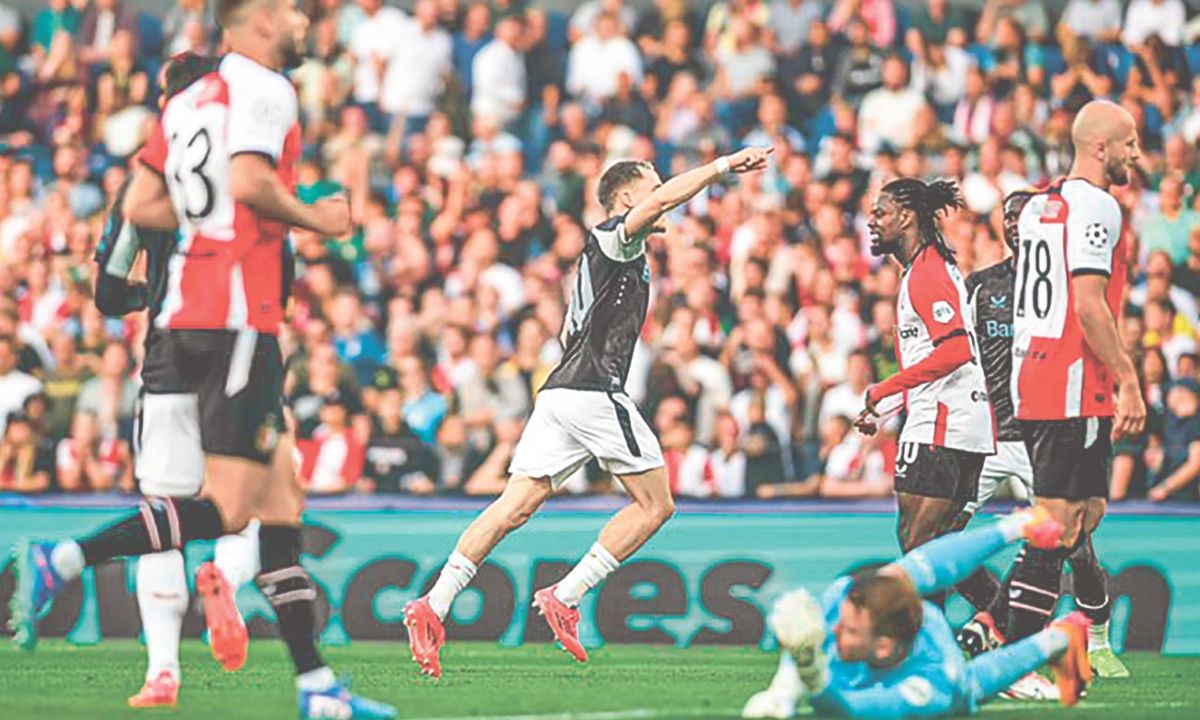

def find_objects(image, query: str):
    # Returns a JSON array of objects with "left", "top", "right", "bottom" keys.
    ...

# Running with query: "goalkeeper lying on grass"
[{"left": 744, "top": 509, "right": 1092, "bottom": 718}]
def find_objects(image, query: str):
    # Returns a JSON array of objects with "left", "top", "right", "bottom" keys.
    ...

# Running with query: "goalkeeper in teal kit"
[{"left": 743, "top": 509, "right": 1093, "bottom": 718}]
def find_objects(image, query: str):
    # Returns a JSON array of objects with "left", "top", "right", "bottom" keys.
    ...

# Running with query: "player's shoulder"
[
  {"left": 592, "top": 214, "right": 627, "bottom": 234},
  {"left": 220, "top": 53, "right": 296, "bottom": 105},
  {"left": 966, "top": 259, "right": 1013, "bottom": 289},
  {"left": 1060, "top": 178, "right": 1121, "bottom": 221}
]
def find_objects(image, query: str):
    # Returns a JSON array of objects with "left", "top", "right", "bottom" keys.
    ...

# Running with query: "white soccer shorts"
[
  {"left": 135, "top": 392, "right": 206, "bottom": 497},
  {"left": 508, "top": 388, "right": 664, "bottom": 488},
  {"left": 964, "top": 440, "right": 1034, "bottom": 515}
]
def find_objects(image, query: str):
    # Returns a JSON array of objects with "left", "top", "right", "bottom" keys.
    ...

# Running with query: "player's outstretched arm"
[
  {"left": 624, "top": 146, "right": 772, "bottom": 238},
  {"left": 887, "top": 510, "right": 1063, "bottom": 596},
  {"left": 123, "top": 166, "right": 179, "bottom": 231},
  {"left": 1073, "top": 275, "right": 1146, "bottom": 439},
  {"left": 229, "top": 154, "right": 351, "bottom": 239}
]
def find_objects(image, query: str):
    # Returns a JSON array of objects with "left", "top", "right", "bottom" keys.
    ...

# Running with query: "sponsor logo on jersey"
[
  {"left": 985, "top": 320, "right": 1013, "bottom": 338},
  {"left": 970, "top": 390, "right": 990, "bottom": 402},
  {"left": 931, "top": 301, "right": 956, "bottom": 324},
  {"left": 642, "top": 263, "right": 651, "bottom": 282},
  {"left": 898, "top": 677, "right": 934, "bottom": 707},
  {"left": 899, "top": 326, "right": 920, "bottom": 339},
  {"left": 989, "top": 295, "right": 1008, "bottom": 309}
]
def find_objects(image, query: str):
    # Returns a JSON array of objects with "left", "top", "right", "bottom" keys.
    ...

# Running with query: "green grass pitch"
[{"left": 1, "top": 641, "right": 1198, "bottom": 719}]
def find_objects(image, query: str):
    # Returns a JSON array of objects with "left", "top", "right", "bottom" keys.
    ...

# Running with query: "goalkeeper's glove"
[{"left": 769, "top": 589, "right": 831, "bottom": 694}]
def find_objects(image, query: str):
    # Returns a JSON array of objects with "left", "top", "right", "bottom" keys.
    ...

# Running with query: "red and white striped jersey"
[
  {"left": 140, "top": 52, "right": 301, "bottom": 335},
  {"left": 894, "top": 246, "right": 995, "bottom": 454},
  {"left": 1011, "top": 179, "right": 1126, "bottom": 420}
]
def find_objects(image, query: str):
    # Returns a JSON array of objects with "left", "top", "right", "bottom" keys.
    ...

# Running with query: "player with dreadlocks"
[{"left": 855, "top": 178, "right": 996, "bottom": 600}]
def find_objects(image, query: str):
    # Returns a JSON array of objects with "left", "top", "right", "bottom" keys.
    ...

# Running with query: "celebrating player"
[
  {"left": 10, "top": 1, "right": 393, "bottom": 717},
  {"left": 91, "top": 52, "right": 264, "bottom": 708},
  {"left": 404, "top": 147, "right": 773, "bottom": 677},
  {"left": 855, "top": 179, "right": 995, "bottom": 584},
  {"left": 1003, "top": 100, "right": 1145, "bottom": 658},
  {"left": 741, "top": 509, "right": 1091, "bottom": 719},
  {"left": 954, "top": 191, "right": 1128, "bottom": 680}
]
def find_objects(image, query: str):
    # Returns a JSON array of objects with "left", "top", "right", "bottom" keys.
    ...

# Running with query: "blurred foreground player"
[
  {"left": 405, "top": 147, "right": 773, "bottom": 677},
  {"left": 742, "top": 509, "right": 1092, "bottom": 718},
  {"left": 92, "top": 51, "right": 262, "bottom": 708},
  {"left": 10, "top": 1, "right": 392, "bottom": 716}
]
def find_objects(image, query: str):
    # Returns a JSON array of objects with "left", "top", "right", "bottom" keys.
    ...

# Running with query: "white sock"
[
  {"left": 50, "top": 540, "right": 85, "bottom": 582},
  {"left": 768, "top": 651, "right": 802, "bottom": 701},
  {"left": 215, "top": 521, "right": 261, "bottom": 589},
  {"left": 427, "top": 551, "right": 477, "bottom": 620},
  {"left": 554, "top": 542, "right": 620, "bottom": 608},
  {"left": 296, "top": 666, "right": 336, "bottom": 692},
  {"left": 1088, "top": 620, "right": 1111, "bottom": 651},
  {"left": 137, "top": 550, "right": 188, "bottom": 682}
]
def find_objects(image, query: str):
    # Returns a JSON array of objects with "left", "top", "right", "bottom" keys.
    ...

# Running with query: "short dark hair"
[
  {"left": 163, "top": 52, "right": 220, "bottom": 98},
  {"left": 216, "top": 0, "right": 271, "bottom": 28},
  {"left": 597, "top": 160, "right": 654, "bottom": 212},
  {"left": 847, "top": 571, "right": 923, "bottom": 648}
]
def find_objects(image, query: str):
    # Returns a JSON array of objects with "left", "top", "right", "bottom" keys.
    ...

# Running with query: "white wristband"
[{"left": 715, "top": 156, "right": 731, "bottom": 175}]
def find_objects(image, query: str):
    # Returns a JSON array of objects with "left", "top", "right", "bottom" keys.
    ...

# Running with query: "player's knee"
[{"left": 645, "top": 493, "right": 675, "bottom": 527}]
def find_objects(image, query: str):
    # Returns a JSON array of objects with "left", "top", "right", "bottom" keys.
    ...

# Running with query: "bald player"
[{"left": 1004, "top": 100, "right": 1146, "bottom": 653}]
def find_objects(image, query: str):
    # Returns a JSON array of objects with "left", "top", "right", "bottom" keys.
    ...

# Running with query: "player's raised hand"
[
  {"left": 1112, "top": 378, "right": 1146, "bottom": 440},
  {"left": 311, "top": 194, "right": 351, "bottom": 238},
  {"left": 853, "top": 408, "right": 878, "bottom": 437},
  {"left": 726, "top": 146, "right": 774, "bottom": 174},
  {"left": 769, "top": 589, "right": 829, "bottom": 692}
]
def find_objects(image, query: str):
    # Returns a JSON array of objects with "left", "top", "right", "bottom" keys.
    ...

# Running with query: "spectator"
[
  {"left": 452, "top": 1, "right": 492, "bottom": 100},
  {"left": 816, "top": 414, "right": 893, "bottom": 499},
  {"left": 977, "top": 0, "right": 1048, "bottom": 45},
  {"left": 770, "top": 0, "right": 823, "bottom": 56},
  {"left": 906, "top": 0, "right": 970, "bottom": 53},
  {"left": 911, "top": 41, "right": 972, "bottom": 116},
  {"left": 381, "top": 0, "right": 451, "bottom": 133},
  {"left": 779, "top": 18, "right": 838, "bottom": 121},
  {"left": 1129, "top": 251, "right": 1200, "bottom": 332},
  {"left": 744, "top": 392, "right": 791, "bottom": 496},
  {"left": 298, "top": 393, "right": 365, "bottom": 495},
  {"left": 288, "top": 342, "right": 364, "bottom": 440},
  {"left": 161, "top": 0, "right": 215, "bottom": 57},
  {"left": 1148, "top": 380, "right": 1200, "bottom": 500},
  {"left": 569, "top": 0, "right": 638, "bottom": 42},
  {"left": 1122, "top": 0, "right": 1186, "bottom": 48},
  {"left": 1143, "top": 299, "right": 1198, "bottom": 378},
  {"left": 0, "top": 335, "right": 41, "bottom": 435},
  {"left": 655, "top": 395, "right": 713, "bottom": 498},
  {"left": 832, "top": 19, "right": 884, "bottom": 106},
  {"left": 567, "top": 10, "right": 643, "bottom": 107},
  {"left": 709, "top": 411, "right": 747, "bottom": 497},
  {"left": 0, "top": 411, "right": 53, "bottom": 492},
  {"left": 42, "top": 331, "right": 92, "bottom": 439},
  {"left": 349, "top": 0, "right": 409, "bottom": 132},
  {"left": 32, "top": 0, "right": 81, "bottom": 57},
  {"left": 961, "top": 137, "right": 1027, "bottom": 214},
  {"left": 455, "top": 331, "right": 528, "bottom": 461},
  {"left": 397, "top": 354, "right": 447, "bottom": 445},
  {"left": 1139, "top": 175, "right": 1199, "bottom": 266},
  {"left": 654, "top": 307, "right": 733, "bottom": 445},
  {"left": 79, "top": 0, "right": 140, "bottom": 65},
  {"left": 55, "top": 410, "right": 132, "bottom": 492},
  {"left": 857, "top": 55, "right": 926, "bottom": 153},
  {"left": 470, "top": 13, "right": 526, "bottom": 126},
  {"left": 819, "top": 349, "right": 873, "bottom": 428},
  {"left": 1056, "top": 0, "right": 1122, "bottom": 45},
  {"left": 1177, "top": 227, "right": 1200, "bottom": 296},
  {"left": 364, "top": 386, "right": 440, "bottom": 494},
  {"left": 329, "top": 288, "right": 387, "bottom": 387},
  {"left": 75, "top": 342, "right": 137, "bottom": 440},
  {"left": 828, "top": 0, "right": 896, "bottom": 49},
  {"left": 598, "top": 71, "right": 653, "bottom": 136},
  {"left": 644, "top": 18, "right": 704, "bottom": 102},
  {"left": 742, "top": 92, "right": 805, "bottom": 153}
]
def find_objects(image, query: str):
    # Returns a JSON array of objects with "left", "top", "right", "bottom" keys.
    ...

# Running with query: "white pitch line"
[{"left": 415, "top": 708, "right": 737, "bottom": 720}]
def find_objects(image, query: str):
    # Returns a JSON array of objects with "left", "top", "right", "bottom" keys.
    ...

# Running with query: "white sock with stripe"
[
  {"left": 427, "top": 551, "right": 477, "bottom": 620},
  {"left": 137, "top": 550, "right": 188, "bottom": 682},
  {"left": 554, "top": 542, "right": 620, "bottom": 608}
]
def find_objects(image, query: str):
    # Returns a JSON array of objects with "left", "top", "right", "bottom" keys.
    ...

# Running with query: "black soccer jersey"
[
  {"left": 542, "top": 215, "right": 650, "bottom": 393},
  {"left": 93, "top": 179, "right": 178, "bottom": 323},
  {"left": 966, "top": 259, "right": 1020, "bottom": 442}
]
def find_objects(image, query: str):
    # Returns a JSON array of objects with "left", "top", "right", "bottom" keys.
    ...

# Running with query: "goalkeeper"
[{"left": 743, "top": 510, "right": 1093, "bottom": 718}]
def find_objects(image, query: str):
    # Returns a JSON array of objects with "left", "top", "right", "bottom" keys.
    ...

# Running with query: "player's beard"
[
  {"left": 869, "top": 235, "right": 901, "bottom": 257},
  {"left": 279, "top": 33, "right": 305, "bottom": 72},
  {"left": 1106, "top": 159, "right": 1130, "bottom": 187}
]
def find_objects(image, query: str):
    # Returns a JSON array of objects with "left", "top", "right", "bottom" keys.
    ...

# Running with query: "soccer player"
[
  {"left": 741, "top": 509, "right": 1093, "bottom": 718},
  {"left": 855, "top": 179, "right": 995, "bottom": 586},
  {"left": 955, "top": 191, "right": 1128, "bottom": 680},
  {"left": 1005, "top": 100, "right": 1146, "bottom": 664},
  {"left": 10, "top": 1, "right": 393, "bottom": 717},
  {"left": 92, "top": 51, "right": 263, "bottom": 708},
  {"left": 404, "top": 147, "right": 773, "bottom": 677}
]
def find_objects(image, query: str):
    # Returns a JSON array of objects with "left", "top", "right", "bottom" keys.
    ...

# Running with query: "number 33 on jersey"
[
  {"left": 1010, "top": 179, "right": 1127, "bottom": 420},
  {"left": 138, "top": 53, "right": 301, "bottom": 335}
]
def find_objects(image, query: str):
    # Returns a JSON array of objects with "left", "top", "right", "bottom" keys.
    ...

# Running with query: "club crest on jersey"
[
  {"left": 931, "top": 301, "right": 956, "bottom": 324},
  {"left": 642, "top": 263, "right": 651, "bottom": 282},
  {"left": 1084, "top": 222, "right": 1109, "bottom": 249}
]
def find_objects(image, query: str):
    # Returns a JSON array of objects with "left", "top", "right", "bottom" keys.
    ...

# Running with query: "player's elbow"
[{"left": 228, "top": 170, "right": 262, "bottom": 206}]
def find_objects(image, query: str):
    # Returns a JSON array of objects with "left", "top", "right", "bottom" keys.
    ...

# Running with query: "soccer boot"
[
  {"left": 128, "top": 670, "right": 180, "bottom": 708},
  {"left": 8, "top": 540, "right": 66, "bottom": 650},
  {"left": 957, "top": 611, "right": 1005, "bottom": 658},
  {"left": 404, "top": 596, "right": 446, "bottom": 677},
  {"left": 1049, "top": 611, "right": 1094, "bottom": 706},
  {"left": 1088, "top": 647, "right": 1131, "bottom": 679},
  {"left": 999, "top": 671, "right": 1060, "bottom": 701},
  {"left": 299, "top": 681, "right": 396, "bottom": 719},
  {"left": 197, "top": 561, "right": 249, "bottom": 671},
  {"left": 533, "top": 585, "right": 588, "bottom": 663}
]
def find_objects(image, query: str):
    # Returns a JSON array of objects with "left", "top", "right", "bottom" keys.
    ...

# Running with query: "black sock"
[
  {"left": 956, "top": 567, "right": 1002, "bottom": 612},
  {"left": 987, "top": 548, "right": 1019, "bottom": 639},
  {"left": 1069, "top": 535, "right": 1111, "bottom": 625},
  {"left": 79, "top": 497, "right": 224, "bottom": 566},
  {"left": 257, "top": 525, "right": 325, "bottom": 676},
  {"left": 1005, "top": 545, "right": 1067, "bottom": 641}
]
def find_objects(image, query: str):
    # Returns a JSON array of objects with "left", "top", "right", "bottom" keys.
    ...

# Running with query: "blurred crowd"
[{"left": 0, "top": 0, "right": 1198, "bottom": 502}]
